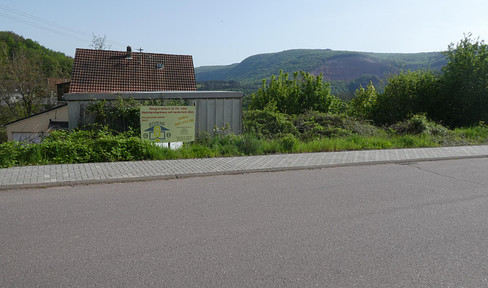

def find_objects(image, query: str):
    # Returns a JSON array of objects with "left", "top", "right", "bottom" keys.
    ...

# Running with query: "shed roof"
[
  {"left": 3, "top": 104, "right": 68, "bottom": 127},
  {"left": 69, "top": 48, "right": 196, "bottom": 93}
]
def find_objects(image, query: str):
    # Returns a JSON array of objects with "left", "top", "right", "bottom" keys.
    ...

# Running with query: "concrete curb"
[{"left": 1, "top": 150, "right": 487, "bottom": 191}]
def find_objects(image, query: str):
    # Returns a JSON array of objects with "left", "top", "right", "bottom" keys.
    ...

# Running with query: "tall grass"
[{"left": 1, "top": 124, "right": 487, "bottom": 168}]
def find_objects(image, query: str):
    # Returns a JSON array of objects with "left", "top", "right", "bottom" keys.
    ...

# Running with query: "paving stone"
[{"left": 1, "top": 145, "right": 488, "bottom": 189}]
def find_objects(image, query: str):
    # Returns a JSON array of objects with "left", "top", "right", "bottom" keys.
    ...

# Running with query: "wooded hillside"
[
  {"left": 0, "top": 31, "right": 73, "bottom": 78},
  {"left": 195, "top": 49, "right": 447, "bottom": 96}
]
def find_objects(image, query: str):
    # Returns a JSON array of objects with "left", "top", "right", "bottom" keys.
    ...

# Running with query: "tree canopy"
[
  {"left": 366, "top": 35, "right": 488, "bottom": 128},
  {"left": 0, "top": 31, "right": 73, "bottom": 79},
  {"left": 0, "top": 32, "right": 73, "bottom": 121},
  {"left": 249, "top": 71, "right": 342, "bottom": 115}
]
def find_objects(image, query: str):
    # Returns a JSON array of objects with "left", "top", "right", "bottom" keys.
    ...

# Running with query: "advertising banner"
[{"left": 140, "top": 106, "right": 195, "bottom": 143}]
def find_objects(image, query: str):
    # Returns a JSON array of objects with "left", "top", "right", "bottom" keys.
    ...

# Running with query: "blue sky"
[{"left": 1, "top": 0, "right": 487, "bottom": 67}]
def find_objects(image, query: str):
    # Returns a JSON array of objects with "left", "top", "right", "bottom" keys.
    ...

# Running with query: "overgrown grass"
[{"left": 1, "top": 116, "right": 488, "bottom": 169}]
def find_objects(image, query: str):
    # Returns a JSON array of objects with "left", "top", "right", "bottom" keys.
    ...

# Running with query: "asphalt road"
[{"left": 2, "top": 158, "right": 488, "bottom": 287}]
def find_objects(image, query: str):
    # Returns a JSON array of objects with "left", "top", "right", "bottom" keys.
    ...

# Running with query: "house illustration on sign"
[
  {"left": 142, "top": 124, "right": 170, "bottom": 142},
  {"left": 4, "top": 46, "right": 244, "bottom": 143}
]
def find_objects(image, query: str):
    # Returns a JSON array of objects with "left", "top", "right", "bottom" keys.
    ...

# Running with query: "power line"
[
  {"left": 0, "top": 4, "right": 123, "bottom": 47},
  {"left": 0, "top": 11, "right": 89, "bottom": 43},
  {"left": 0, "top": 4, "right": 91, "bottom": 38}
]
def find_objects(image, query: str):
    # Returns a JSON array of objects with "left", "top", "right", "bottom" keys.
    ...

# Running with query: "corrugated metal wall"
[
  {"left": 65, "top": 91, "right": 243, "bottom": 137},
  {"left": 190, "top": 97, "right": 242, "bottom": 136}
]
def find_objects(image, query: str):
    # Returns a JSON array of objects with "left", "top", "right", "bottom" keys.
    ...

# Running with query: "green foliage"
[
  {"left": 293, "top": 110, "right": 381, "bottom": 140},
  {"left": 389, "top": 114, "right": 449, "bottom": 137},
  {"left": 280, "top": 134, "right": 299, "bottom": 153},
  {"left": 438, "top": 34, "right": 488, "bottom": 127},
  {"left": 249, "top": 71, "right": 343, "bottom": 115},
  {"left": 3, "top": 120, "right": 488, "bottom": 168},
  {"left": 449, "top": 122, "right": 488, "bottom": 145},
  {"left": 349, "top": 81, "right": 378, "bottom": 119},
  {"left": 0, "top": 32, "right": 73, "bottom": 121},
  {"left": 84, "top": 97, "right": 186, "bottom": 132},
  {"left": 195, "top": 129, "right": 263, "bottom": 156},
  {"left": 0, "top": 141, "right": 25, "bottom": 167},
  {"left": 235, "top": 133, "right": 263, "bottom": 155},
  {"left": 85, "top": 98, "right": 140, "bottom": 132},
  {"left": 243, "top": 108, "right": 296, "bottom": 138},
  {"left": 0, "top": 31, "right": 72, "bottom": 79},
  {"left": 0, "top": 126, "right": 7, "bottom": 144},
  {"left": 197, "top": 80, "right": 244, "bottom": 91},
  {"left": 195, "top": 49, "right": 445, "bottom": 96},
  {"left": 372, "top": 70, "right": 440, "bottom": 125},
  {"left": 372, "top": 35, "right": 488, "bottom": 128},
  {"left": 0, "top": 128, "right": 166, "bottom": 168}
]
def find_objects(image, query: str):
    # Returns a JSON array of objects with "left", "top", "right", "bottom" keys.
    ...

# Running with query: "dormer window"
[{"left": 156, "top": 63, "right": 164, "bottom": 70}]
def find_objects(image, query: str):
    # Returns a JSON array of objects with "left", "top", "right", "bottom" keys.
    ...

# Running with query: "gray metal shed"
[{"left": 63, "top": 91, "right": 244, "bottom": 136}]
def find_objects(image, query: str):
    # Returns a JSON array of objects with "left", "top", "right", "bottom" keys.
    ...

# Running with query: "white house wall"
[{"left": 5, "top": 105, "right": 68, "bottom": 142}]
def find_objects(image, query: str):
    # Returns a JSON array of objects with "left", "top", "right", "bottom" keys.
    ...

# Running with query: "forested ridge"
[
  {"left": 0, "top": 31, "right": 73, "bottom": 129},
  {"left": 195, "top": 49, "right": 447, "bottom": 96},
  {"left": 0, "top": 31, "right": 73, "bottom": 79},
  {"left": 2, "top": 31, "right": 488, "bottom": 131},
  {"left": 2, "top": 33, "right": 488, "bottom": 166}
]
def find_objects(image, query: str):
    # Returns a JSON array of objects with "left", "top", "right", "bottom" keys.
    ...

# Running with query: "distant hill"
[
  {"left": 195, "top": 49, "right": 447, "bottom": 96},
  {"left": 0, "top": 31, "right": 73, "bottom": 78}
]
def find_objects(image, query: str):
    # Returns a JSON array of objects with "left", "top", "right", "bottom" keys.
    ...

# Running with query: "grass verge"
[{"left": 1, "top": 125, "right": 487, "bottom": 169}]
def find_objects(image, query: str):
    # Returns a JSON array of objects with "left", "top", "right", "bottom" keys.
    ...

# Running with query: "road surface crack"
[{"left": 402, "top": 163, "right": 486, "bottom": 187}]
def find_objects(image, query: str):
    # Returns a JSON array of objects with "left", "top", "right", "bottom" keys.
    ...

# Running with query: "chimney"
[{"left": 125, "top": 46, "right": 132, "bottom": 60}]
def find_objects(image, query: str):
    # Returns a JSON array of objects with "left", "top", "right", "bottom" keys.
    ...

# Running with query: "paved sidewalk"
[{"left": 1, "top": 145, "right": 488, "bottom": 190}]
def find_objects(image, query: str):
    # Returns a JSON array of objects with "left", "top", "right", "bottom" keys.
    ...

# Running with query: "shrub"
[
  {"left": 249, "top": 70, "right": 343, "bottom": 115},
  {"left": 84, "top": 97, "right": 186, "bottom": 133},
  {"left": 280, "top": 134, "right": 299, "bottom": 153},
  {"left": 243, "top": 108, "right": 296, "bottom": 138},
  {"left": 293, "top": 111, "right": 380, "bottom": 140},
  {"left": 0, "top": 141, "right": 25, "bottom": 167},
  {"left": 450, "top": 122, "right": 488, "bottom": 144},
  {"left": 348, "top": 81, "right": 378, "bottom": 120},
  {"left": 372, "top": 70, "right": 440, "bottom": 125},
  {"left": 439, "top": 35, "right": 488, "bottom": 127},
  {"left": 390, "top": 114, "right": 448, "bottom": 137},
  {"left": 235, "top": 133, "right": 263, "bottom": 155}
]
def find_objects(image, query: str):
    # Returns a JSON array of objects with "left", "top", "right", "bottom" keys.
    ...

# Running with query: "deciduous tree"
[
  {"left": 249, "top": 70, "right": 342, "bottom": 115},
  {"left": 372, "top": 70, "right": 439, "bottom": 125},
  {"left": 89, "top": 34, "right": 111, "bottom": 50},
  {"left": 349, "top": 81, "right": 378, "bottom": 120},
  {"left": 0, "top": 49, "right": 47, "bottom": 118},
  {"left": 439, "top": 34, "right": 488, "bottom": 127}
]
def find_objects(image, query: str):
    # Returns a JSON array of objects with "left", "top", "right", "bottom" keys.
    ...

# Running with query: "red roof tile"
[{"left": 69, "top": 48, "right": 197, "bottom": 93}]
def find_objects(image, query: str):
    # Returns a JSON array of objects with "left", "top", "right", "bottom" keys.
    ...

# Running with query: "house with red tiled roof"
[
  {"left": 5, "top": 47, "right": 243, "bottom": 143},
  {"left": 69, "top": 47, "right": 197, "bottom": 93}
]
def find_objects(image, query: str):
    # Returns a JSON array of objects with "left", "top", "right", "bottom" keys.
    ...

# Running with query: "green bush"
[
  {"left": 84, "top": 97, "right": 186, "bottom": 133},
  {"left": 0, "top": 141, "right": 25, "bottom": 167},
  {"left": 348, "top": 81, "right": 378, "bottom": 120},
  {"left": 249, "top": 70, "right": 343, "bottom": 115},
  {"left": 450, "top": 122, "right": 488, "bottom": 144},
  {"left": 235, "top": 133, "right": 263, "bottom": 155},
  {"left": 372, "top": 70, "right": 440, "bottom": 125},
  {"left": 0, "top": 128, "right": 174, "bottom": 168},
  {"left": 390, "top": 114, "right": 448, "bottom": 137},
  {"left": 439, "top": 35, "right": 488, "bottom": 127},
  {"left": 280, "top": 134, "right": 299, "bottom": 153},
  {"left": 293, "top": 111, "right": 380, "bottom": 140},
  {"left": 1, "top": 114, "right": 487, "bottom": 169},
  {"left": 243, "top": 108, "right": 296, "bottom": 138}
]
